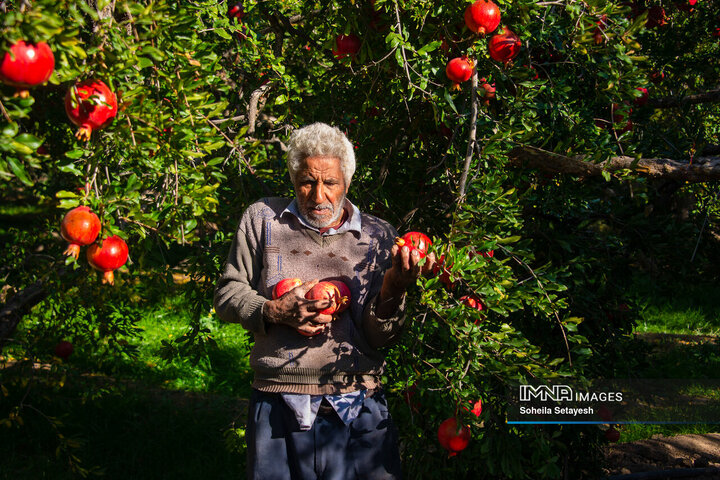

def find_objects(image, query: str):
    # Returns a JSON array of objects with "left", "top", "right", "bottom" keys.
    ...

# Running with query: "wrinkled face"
[{"left": 294, "top": 155, "right": 348, "bottom": 229}]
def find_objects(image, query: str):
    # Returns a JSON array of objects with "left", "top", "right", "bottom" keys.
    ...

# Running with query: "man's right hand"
[{"left": 263, "top": 279, "right": 334, "bottom": 335}]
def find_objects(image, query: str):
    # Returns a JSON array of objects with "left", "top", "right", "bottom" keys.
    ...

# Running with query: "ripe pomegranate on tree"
[
  {"left": 395, "top": 231, "right": 432, "bottom": 258},
  {"left": 634, "top": 87, "right": 649, "bottom": 107},
  {"left": 437, "top": 417, "right": 471, "bottom": 457},
  {"left": 605, "top": 427, "right": 621, "bottom": 442},
  {"left": 60, "top": 206, "right": 101, "bottom": 259},
  {"left": 466, "top": 0, "right": 501, "bottom": 36},
  {"left": 64, "top": 79, "right": 118, "bottom": 141},
  {"left": 54, "top": 340, "right": 74, "bottom": 360},
  {"left": 332, "top": 34, "right": 361, "bottom": 59},
  {"left": 0, "top": 40, "right": 55, "bottom": 97},
  {"left": 489, "top": 27, "right": 522, "bottom": 64},
  {"left": 227, "top": 2, "right": 245, "bottom": 21},
  {"left": 479, "top": 78, "right": 496, "bottom": 105},
  {"left": 86, "top": 235, "right": 129, "bottom": 285},
  {"left": 645, "top": 6, "right": 667, "bottom": 28},
  {"left": 445, "top": 57, "right": 474, "bottom": 90}
]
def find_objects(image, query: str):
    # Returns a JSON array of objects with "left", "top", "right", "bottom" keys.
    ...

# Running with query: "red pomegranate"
[
  {"left": 228, "top": 2, "right": 245, "bottom": 21},
  {"left": 64, "top": 80, "right": 118, "bottom": 141},
  {"left": 433, "top": 254, "right": 457, "bottom": 290},
  {"left": 479, "top": 78, "right": 496, "bottom": 105},
  {"left": 446, "top": 57, "right": 473, "bottom": 90},
  {"left": 60, "top": 206, "right": 101, "bottom": 259},
  {"left": 333, "top": 34, "right": 362, "bottom": 59},
  {"left": 395, "top": 231, "right": 432, "bottom": 259},
  {"left": 54, "top": 340, "right": 74, "bottom": 360},
  {"left": 304, "top": 281, "right": 343, "bottom": 315},
  {"left": 468, "top": 0, "right": 501, "bottom": 36},
  {"left": 675, "top": 0, "right": 697, "bottom": 12},
  {"left": 460, "top": 295, "right": 485, "bottom": 312},
  {"left": 437, "top": 417, "right": 471, "bottom": 457},
  {"left": 328, "top": 280, "right": 351, "bottom": 313},
  {"left": 634, "top": 87, "right": 649, "bottom": 107},
  {"left": 489, "top": 27, "right": 522, "bottom": 64},
  {"left": 611, "top": 103, "right": 633, "bottom": 133},
  {"left": 646, "top": 6, "right": 667, "bottom": 28},
  {"left": 464, "top": 6, "right": 482, "bottom": 34},
  {"left": 0, "top": 40, "right": 55, "bottom": 97},
  {"left": 649, "top": 71, "right": 664, "bottom": 84},
  {"left": 272, "top": 278, "right": 303, "bottom": 299},
  {"left": 605, "top": 427, "right": 621, "bottom": 442},
  {"left": 86, "top": 235, "right": 129, "bottom": 285}
]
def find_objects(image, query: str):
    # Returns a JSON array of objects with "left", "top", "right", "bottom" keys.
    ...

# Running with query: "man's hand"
[
  {"left": 376, "top": 244, "right": 436, "bottom": 318},
  {"left": 263, "top": 279, "right": 334, "bottom": 335}
]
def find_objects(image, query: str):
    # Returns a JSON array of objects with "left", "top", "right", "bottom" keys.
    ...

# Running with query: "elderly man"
[{"left": 214, "top": 122, "right": 432, "bottom": 480}]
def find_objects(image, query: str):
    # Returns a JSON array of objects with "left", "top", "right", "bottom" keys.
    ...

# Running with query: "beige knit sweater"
[{"left": 213, "top": 197, "right": 406, "bottom": 395}]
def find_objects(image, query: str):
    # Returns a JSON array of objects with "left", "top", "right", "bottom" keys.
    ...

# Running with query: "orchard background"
[{"left": 1, "top": 0, "right": 719, "bottom": 478}]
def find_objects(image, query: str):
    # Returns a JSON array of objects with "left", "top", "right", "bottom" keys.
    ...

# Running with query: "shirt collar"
[{"left": 281, "top": 198, "right": 362, "bottom": 235}]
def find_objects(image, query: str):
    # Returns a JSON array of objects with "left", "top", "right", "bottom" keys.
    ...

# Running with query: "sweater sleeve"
[
  {"left": 361, "top": 220, "right": 407, "bottom": 349},
  {"left": 213, "top": 216, "right": 268, "bottom": 335}
]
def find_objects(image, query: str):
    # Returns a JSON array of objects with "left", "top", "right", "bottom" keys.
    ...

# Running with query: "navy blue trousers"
[{"left": 246, "top": 389, "right": 402, "bottom": 480}]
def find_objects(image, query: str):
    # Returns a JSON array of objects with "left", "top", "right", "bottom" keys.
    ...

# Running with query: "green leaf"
[
  {"left": 7, "top": 158, "right": 32, "bottom": 185},
  {"left": 14, "top": 133, "right": 43, "bottom": 150}
]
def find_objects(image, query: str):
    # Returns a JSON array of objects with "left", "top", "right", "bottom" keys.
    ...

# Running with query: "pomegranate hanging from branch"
[{"left": 65, "top": 80, "right": 118, "bottom": 141}]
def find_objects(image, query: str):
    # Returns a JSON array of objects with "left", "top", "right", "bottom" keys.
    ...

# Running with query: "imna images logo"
[{"left": 520, "top": 384, "right": 573, "bottom": 402}]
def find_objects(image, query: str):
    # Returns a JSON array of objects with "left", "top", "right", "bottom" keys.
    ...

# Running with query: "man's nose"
[{"left": 310, "top": 183, "right": 324, "bottom": 203}]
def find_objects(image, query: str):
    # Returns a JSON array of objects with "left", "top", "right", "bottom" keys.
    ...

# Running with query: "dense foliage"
[{"left": 1, "top": 0, "right": 719, "bottom": 478}]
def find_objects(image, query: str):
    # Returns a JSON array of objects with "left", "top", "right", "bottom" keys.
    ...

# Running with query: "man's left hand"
[{"left": 376, "top": 244, "right": 435, "bottom": 318}]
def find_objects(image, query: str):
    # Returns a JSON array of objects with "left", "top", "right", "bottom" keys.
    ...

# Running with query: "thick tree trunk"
[{"left": 508, "top": 146, "right": 720, "bottom": 183}]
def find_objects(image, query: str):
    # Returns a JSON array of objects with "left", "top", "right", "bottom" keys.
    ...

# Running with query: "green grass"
[{"left": 629, "top": 274, "right": 720, "bottom": 336}]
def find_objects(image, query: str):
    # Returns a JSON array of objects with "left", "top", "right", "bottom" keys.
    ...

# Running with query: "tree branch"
[
  {"left": 247, "top": 83, "right": 273, "bottom": 136},
  {"left": 649, "top": 86, "right": 720, "bottom": 108},
  {"left": 508, "top": 146, "right": 720, "bottom": 183},
  {"left": 0, "top": 282, "right": 48, "bottom": 351},
  {"left": 458, "top": 71, "right": 479, "bottom": 199}
]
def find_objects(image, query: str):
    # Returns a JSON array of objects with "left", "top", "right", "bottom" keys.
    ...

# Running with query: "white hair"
[{"left": 287, "top": 122, "right": 356, "bottom": 186}]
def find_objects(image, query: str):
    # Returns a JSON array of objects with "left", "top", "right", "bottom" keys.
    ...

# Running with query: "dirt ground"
[{"left": 604, "top": 433, "right": 720, "bottom": 478}]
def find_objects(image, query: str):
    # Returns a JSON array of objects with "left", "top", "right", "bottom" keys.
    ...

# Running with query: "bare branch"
[
  {"left": 458, "top": 71, "right": 479, "bottom": 199},
  {"left": 649, "top": 86, "right": 720, "bottom": 108},
  {"left": 508, "top": 145, "right": 720, "bottom": 183},
  {"left": 247, "top": 83, "right": 273, "bottom": 135}
]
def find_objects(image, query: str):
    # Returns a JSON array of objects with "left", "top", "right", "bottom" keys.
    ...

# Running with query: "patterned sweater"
[{"left": 213, "top": 197, "right": 406, "bottom": 395}]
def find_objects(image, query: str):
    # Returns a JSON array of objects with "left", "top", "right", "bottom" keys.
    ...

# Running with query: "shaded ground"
[{"left": 604, "top": 433, "right": 720, "bottom": 478}]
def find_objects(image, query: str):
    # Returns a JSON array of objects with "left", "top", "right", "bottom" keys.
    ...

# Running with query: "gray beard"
[{"left": 300, "top": 195, "right": 346, "bottom": 229}]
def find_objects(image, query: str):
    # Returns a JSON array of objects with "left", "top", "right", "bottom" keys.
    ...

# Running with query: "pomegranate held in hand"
[
  {"left": 273, "top": 278, "right": 303, "bottom": 299},
  {"left": 333, "top": 34, "right": 361, "bottom": 59},
  {"left": 0, "top": 40, "right": 55, "bottom": 97},
  {"left": 60, "top": 206, "right": 101, "bottom": 259},
  {"left": 446, "top": 57, "right": 474, "bottom": 90},
  {"left": 328, "top": 280, "right": 352, "bottom": 313},
  {"left": 395, "top": 232, "right": 432, "bottom": 258},
  {"left": 304, "top": 281, "right": 343, "bottom": 315},
  {"left": 467, "top": 0, "right": 501, "bottom": 36},
  {"left": 86, "top": 235, "right": 129, "bottom": 285},
  {"left": 437, "top": 417, "right": 471, "bottom": 457},
  {"left": 65, "top": 80, "right": 118, "bottom": 141},
  {"left": 54, "top": 340, "right": 73, "bottom": 360},
  {"left": 489, "top": 27, "right": 522, "bottom": 64}
]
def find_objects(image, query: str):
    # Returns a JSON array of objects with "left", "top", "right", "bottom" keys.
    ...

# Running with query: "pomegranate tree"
[
  {"left": 488, "top": 27, "right": 522, "bottom": 64},
  {"left": 437, "top": 417, "right": 471, "bottom": 457},
  {"left": 60, "top": 206, "right": 101, "bottom": 259},
  {"left": 86, "top": 235, "right": 129, "bottom": 285},
  {"left": 395, "top": 231, "right": 432, "bottom": 258},
  {"left": 332, "top": 34, "right": 361, "bottom": 59},
  {"left": 272, "top": 278, "right": 303, "bottom": 299},
  {"left": 0, "top": 40, "right": 55, "bottom": 97},
  {"left": 64, "top": 79, "right": 118, "bottom": 141},
  {"left": 467, "top": 0, "right": 501, "bottom": 36}
]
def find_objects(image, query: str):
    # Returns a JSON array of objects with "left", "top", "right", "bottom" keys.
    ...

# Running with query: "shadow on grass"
[{"left": 1, "top": 367, "right": 249, "bottom": 480}]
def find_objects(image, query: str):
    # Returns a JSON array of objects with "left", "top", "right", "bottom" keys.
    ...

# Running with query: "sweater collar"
[{"left": 281, "top": 198, "right": 362, "bottom": 236}]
